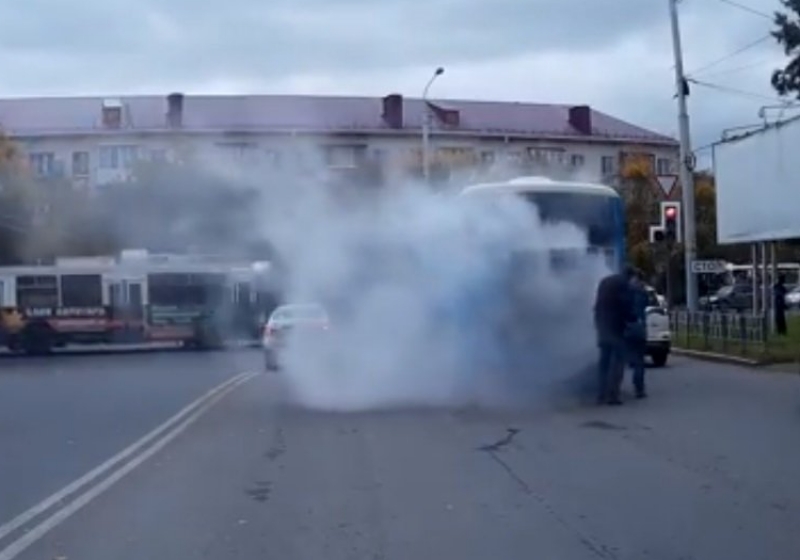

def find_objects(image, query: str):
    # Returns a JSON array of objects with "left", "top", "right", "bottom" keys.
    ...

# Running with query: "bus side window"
[
  {"left": 17, "top": 275, "right": 59, "bottom": 308},
  {"left": 60, "top": 274, "right": 103, "bottom": 307}
]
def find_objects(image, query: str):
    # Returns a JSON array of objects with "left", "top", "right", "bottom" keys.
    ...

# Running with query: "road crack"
[
  {"left": 477, "top": 427, "right": 520, "bottom": 452},
  {"left": 476, "top": 427, "right": 619, "bottom": 559}
]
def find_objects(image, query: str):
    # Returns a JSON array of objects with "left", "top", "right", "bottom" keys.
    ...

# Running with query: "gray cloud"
[
  {"left": 0, "top": 0, "right": 792, "bottom": 151},
  {"left": 0, "top": 0, "right": 671, "bottom": 79}
]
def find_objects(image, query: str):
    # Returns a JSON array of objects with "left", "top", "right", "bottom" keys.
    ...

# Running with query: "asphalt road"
[
  {"left": 1, "top": 351, "right": 800, "bottom": 559},
  {"left": 0, "top": 348, "right": 259, "bottom": 527}
]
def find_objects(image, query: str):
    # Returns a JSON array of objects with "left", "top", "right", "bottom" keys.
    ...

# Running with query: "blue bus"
[
  {"left": 458, "top": 176, "right": 626, "bottom": 273},
  {"left": 453, "top": 176, "right": 627, "bottom": 402}
]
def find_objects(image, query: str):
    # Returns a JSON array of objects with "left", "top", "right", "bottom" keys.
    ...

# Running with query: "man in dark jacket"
[
  {"left": 774, "top": 274, "right": 788, "bottom": 336},
  {"left": 593, "top": 266, "right": 636, "bottom": 405}
]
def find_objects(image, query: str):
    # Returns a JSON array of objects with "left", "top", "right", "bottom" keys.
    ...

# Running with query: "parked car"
[
  {"left": 699, "top": 283, "right": 753, "bottom": 312},
  {"left": 644, "top": 286, "right": 671, "bottom": 367},
  {"left": 785, "top": 285, "right": 800, "bottom": 309},
  {"left": 261, "top": 303, "right": 330, "bottom": 371}
]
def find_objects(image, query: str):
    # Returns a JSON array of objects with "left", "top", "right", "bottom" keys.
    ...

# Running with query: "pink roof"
[{"left": 0, "top": 94, "right": 676, "bottom": 146}]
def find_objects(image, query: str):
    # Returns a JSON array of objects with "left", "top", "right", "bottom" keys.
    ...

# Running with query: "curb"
[{"left": 672, "top": 347, "right": 762, "bottom": 366}]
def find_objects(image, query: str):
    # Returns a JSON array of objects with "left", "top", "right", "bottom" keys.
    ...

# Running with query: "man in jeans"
[
  {"left": 593, "top": 266, "right": 636, "bottom": 405},
  {"left": 625, "top": 269, "right": 649, "bottom": 399}
]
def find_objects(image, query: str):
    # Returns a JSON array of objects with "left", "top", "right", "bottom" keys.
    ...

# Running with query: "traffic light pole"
[
  {"left": 668, "top": 0, "right": 699, "bottom": 311},
  {"left": 665, "top": 244, "right": 674, "bottom": 308}
]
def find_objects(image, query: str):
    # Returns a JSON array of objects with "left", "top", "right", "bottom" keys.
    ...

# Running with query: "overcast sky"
[{"left": 0, "top": 0, "right": 794, "bottom": 160}]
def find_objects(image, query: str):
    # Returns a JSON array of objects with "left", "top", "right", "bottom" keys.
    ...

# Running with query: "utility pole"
[{"left": 668, "top": 0, "right": 699, "bottom": 311}]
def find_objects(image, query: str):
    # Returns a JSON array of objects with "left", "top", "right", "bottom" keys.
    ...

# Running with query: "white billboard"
[{"left": 713, "top": 115, "right": 800, "bottom": 244}]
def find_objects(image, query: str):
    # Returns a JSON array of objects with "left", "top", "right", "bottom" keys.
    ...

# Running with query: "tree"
[
  {"left": 0, "top": 130, "right": 35, "bottom": 264},
  {"left": 618, "top": 155, "right": 660, "bottom": 277},
  {"left": 771, "top": 0, "right": 800, "bottom": 98},
  {"left": 694, "top": 171, "right": 718, "bottom": 257}
]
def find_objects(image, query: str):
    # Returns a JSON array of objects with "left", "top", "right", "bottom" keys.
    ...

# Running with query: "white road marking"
[
  {"left": 0, "top": 370, "right": 259, "bottom": 560},
  {"left": 0, "top": 371, "right": 256, "bottom": 546}
]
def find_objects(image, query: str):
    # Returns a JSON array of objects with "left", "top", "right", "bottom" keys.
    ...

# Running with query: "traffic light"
[
  {"left": 661, "top": 202, "right": 681, "bottom": 243},
  {"left": 649, "top": 202, "right": 682, "bottom": 245}
]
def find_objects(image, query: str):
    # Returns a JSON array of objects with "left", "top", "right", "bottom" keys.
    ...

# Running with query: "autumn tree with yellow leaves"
[
  {"left": 0, "top": 130, "right": 34, "bottom": 263},
  {"left": 617, "top": 153, "right": 661, "bottom": 277}
]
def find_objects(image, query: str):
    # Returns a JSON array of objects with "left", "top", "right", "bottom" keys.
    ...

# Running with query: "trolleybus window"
[
  {"left": 148, "top": 273, "right": 226, "bottom": 306},
  {"left": 60, "top": 274, "right": 103, "bottom": 307},
  {"left": 16, "top": 275, "right": 59, "bottom": 308}
]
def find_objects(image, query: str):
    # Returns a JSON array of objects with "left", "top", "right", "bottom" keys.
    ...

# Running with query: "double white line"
[{"left": 0, "top": 371, "right": 259, "bottom": 560}]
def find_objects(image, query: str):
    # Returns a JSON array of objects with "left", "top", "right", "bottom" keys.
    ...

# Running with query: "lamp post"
[{"left": 422, "top": 67, "right": 444, "bottom": 182}]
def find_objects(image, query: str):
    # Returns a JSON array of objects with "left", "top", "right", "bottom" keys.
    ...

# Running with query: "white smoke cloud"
[{"left": 246, "top": 163, "right": 613, "bottom": 412}]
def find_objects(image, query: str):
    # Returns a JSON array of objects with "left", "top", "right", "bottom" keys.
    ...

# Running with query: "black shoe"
[
  {"left": 635, "top": 390, "right": 647, "bottom": 399},
  {"left": 606, "top": 398, "right": 623, "bottom": 406}
]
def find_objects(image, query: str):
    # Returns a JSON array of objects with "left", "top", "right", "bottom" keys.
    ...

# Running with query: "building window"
[
  {"left": 505, "top": 151, "right": 524, "bottom": 165},
  {"left": 601, "top": 155, "right": 617, "bottom": 175},
  {"left": 99, "top": 145, "right": 139, "bottom": 169},
  {"left": 216, "top": 141, "right": 259, "bottom": 162},
  {"left": 570, "top": 154, "right": 585, "bottom": 167},
  {"left": 656, "top": 157, "right": 676, "bottom": 175},
  {"left": 528, "top": 147, "right": 566, "bottom": 165},
  {"left": 72, "top": 151, "right": 89, "bottom": 176},
  {"left": 480, "top": 151, "right": 495, "bottom": 165},
  {"left": 324, "top": 145, "right": 360, "bottom": 168},
  {"left": 28, "top": 152, "right": 56, "bottom": 177},
  {"left": 435, "top": 147, "right": 476, "bottom": 167}
]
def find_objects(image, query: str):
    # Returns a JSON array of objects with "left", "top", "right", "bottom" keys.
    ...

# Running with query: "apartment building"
[{"left": 0, "top": 92, "right": 680, "bottom": 192}]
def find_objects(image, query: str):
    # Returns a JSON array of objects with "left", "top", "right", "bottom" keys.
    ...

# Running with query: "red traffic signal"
[{"left": 661, "top": 202, "right": 681, "bottom": 243}]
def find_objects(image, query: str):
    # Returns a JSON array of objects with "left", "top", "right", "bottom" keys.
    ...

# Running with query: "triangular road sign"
[{"left": 656, "top": 175, "right": 678, "bottom": 197}]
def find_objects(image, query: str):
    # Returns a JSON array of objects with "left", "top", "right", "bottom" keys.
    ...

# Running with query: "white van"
[{"left": 645, "top": 286, "right": 671, "bottom": 367}]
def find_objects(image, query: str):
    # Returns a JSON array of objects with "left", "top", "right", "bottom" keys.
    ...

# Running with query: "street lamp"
[{"left": 422, "top": 66, "right": 445, "bottom": 182}]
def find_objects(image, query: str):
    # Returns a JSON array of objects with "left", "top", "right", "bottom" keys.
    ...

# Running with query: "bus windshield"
[{"left": 518, "top": 191, "right": 616, "bottom": 247}]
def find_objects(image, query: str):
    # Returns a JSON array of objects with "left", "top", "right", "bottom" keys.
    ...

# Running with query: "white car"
[
  {"left": 785, "top": 285, "right": 800, "bottom": 308},
  {"left": 262, "top": 303, "right": 330, "bottom": 370},
  {"left": 644, "top": 286, "right": 671, "bottom": 367}
]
